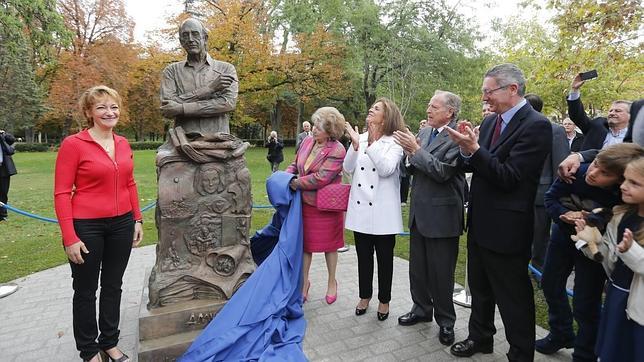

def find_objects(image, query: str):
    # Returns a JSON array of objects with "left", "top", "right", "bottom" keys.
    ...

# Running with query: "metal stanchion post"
[{"left": 453, "top": 257, "right": 472, "bottom": 308}]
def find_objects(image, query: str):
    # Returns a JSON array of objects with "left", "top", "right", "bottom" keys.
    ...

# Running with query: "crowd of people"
[
  {"left": 278, "top": 63, "right": 643, "bottom": 361},
  {"left": 47, "top": 60, "right": 642, "bottom": 361}
]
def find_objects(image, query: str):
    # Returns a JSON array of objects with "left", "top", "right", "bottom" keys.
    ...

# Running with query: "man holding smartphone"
[
  {"left": 0, "top": 129, "right": 17, "bottom": 221},
  {"left": 567, "top": 71, "right": 631, "bottom": 151}
]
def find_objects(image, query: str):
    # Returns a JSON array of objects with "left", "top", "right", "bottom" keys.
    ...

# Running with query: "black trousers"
[
  {"left": 467, "top": 241, "right": 535, "bottom": 362},
  {"left": 0, "top": 176, "right": 9, "bottom": 218},
  {"left": 409, "top": 223, "right": 459, "bottom": 327},
  {"left": 400, "top": 175, "right": 410, "bottom": 203},
  {"left": 531, "top": 204, "right": 550, "bottom": 269},
  {"left": 69, "top": 212, "right": 134, "bottom": 360},
  {"left": 354, "top": 232, "right": 395, "bottom": 303}
]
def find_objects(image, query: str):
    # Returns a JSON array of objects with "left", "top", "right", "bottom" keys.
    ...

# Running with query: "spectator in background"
[
  {"left": 558, "top": 99, "right": 643, "bottom": 183},
  {"left": 265, "top": 131, "right": 284, "bottom": 173},
  {"left": 418, "top": 119, "right": 427, "bottom": 130},
  {"left": 295, "top": 121, "right": 311, "bottom": 152},
  {"left": 344, "top": 97, "right": 405, "bottom": 322},
  {"left": 524, "top": 93, "right": 569, "bottom": 269},
  {"left": 286, "top": 107, "right": 346, "bottom": 305},
  {"left": 482, "top": 102, "right": 494, "bottom": 118},
  {"left": 54, "top": 85, "right": 143, "bottom": 362},
  {"left": 0, "top": 129, "right": 17, "bottom": 221},
  {"left": 624, "top": 99, "right": 644, "bottom": 145},
  {"left": 394, "top": 90, "right": 466, "bottom": 346},
  {"left": 568, "top": 73, "right": 631, "bottom": 151},
  {"left": 562, "top": 118, "right": 584, "bottom": 152}
]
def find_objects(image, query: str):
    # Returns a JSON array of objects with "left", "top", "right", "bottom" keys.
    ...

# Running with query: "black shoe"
[
  {"left": 397, "top": 312, "right": 431, "bottom": 326},
  {"left": 450, "top": 339, "right": 493, "bottom": 357},
  {"left": 439, "top": 326, "right": 455, "bottom": 346},
  {"left": 355, "top": 307, "right": 367, "bottom": 316},
  {"left": 377, "top": 311, "right": 389, "bottom": 321},
  {"left": 535, "top": 333, "right": 574, "bottom": 355}
]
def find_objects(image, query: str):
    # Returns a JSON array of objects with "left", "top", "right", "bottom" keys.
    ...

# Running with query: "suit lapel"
[
  {"left": 306, "top": 140, "right": 333, "bottom": 172},
  {"left": 299, "top": 138, "right": 314, "bottom": 174},
  {"left": 490, "top": 103, "right": 531, "bottom": 152},
  {"left": 480, "top": 115, "right": 496, "bottom": 149},
  {"left": 427, "top": 120, "right": 457, "bottom": 152}
]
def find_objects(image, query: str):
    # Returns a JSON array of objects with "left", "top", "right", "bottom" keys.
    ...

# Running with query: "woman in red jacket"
[{"left": 54, "top": 85, "right": 143, "bottom": 362}]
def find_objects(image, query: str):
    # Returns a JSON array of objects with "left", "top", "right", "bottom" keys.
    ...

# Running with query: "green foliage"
[
  {"left": 498, "top": 0, "right": 643, "bottom": 118},
  {"left": 0, "top": 0, "right": 70, "bottom": 133}
]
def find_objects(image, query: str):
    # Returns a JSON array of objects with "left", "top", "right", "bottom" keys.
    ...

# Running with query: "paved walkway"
[{"left": 0, "top": 245, "right": 571, "bottom": 361}]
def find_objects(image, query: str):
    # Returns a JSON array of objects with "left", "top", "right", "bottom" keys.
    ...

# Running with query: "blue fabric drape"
[{"left": 180, "top": 171, "right": 307, "bottom": 362}]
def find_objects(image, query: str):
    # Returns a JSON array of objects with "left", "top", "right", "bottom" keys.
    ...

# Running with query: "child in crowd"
[
  {"left": 575, "top": 155, "right": 644, "bottom": 361},
  {"left": 537, "top": 143, "right": 644, "bottom": 360}
]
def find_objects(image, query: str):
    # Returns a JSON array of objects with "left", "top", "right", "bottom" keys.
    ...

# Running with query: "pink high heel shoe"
[
  {"left": 325, "top": 280, "right": 338, "bottom": 304},
  {"left": 302, "top": 280, "right": 311, "bottom": 303}
]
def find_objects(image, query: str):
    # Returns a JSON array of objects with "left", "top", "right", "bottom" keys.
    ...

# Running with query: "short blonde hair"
[
  {"left": 373, "top": 97, "right": 405, "bottom": 135},
  {"left": 78, "top": 85, "right": 122, "bottom": 127},
  {"left": 311, "top": 107, "right": 345, "bottom": 140}
]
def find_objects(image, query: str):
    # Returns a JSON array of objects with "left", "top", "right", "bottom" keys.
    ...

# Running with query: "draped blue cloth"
[{"left": 180, "top": 171, "right": 307, "bottom": 362}]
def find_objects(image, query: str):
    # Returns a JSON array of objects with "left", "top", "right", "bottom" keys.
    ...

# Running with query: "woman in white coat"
[{"left": 344, "top": 97, "right": 405, "bottom": 321}]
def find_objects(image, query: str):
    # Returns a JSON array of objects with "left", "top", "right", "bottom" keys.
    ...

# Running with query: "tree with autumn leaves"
[{"left": 1, "top": 0, "right": 641, "bottom": 141}]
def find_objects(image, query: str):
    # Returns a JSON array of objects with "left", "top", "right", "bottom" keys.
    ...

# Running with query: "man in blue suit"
[{"left": 447, "top": 64, "right": 552, "bottom": 361}]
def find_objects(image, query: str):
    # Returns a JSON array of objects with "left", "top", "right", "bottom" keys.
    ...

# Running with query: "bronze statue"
[{"left": 160, "top": 18, "right": 238, "bottom": 138}]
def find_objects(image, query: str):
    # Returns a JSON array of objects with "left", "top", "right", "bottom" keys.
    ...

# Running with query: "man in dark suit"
[
  {"left": 295, "top": 121, "right": 311, "bottom": 152},
  {"left": 446, "top": 63, "right": 552, "bottom": 361},
  {"left": 624, "top": 99, "right": 644, "bottom": 144},
  {"left": 393, "top": 90, "right": 465, "bottom": 346},
  {"left": 568, "top": 74, "right": 630, "bottom": 151},
  {"left": 0, "top": 130, "right": 17, "bottom": 221},
  {"left": 524, "top": 94, "right": 570, "bottom": 269}
]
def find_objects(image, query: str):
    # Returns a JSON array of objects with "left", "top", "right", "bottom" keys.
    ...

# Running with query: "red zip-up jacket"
[{"left": 54, "top": 130, "right": 142, "bottom": 246}]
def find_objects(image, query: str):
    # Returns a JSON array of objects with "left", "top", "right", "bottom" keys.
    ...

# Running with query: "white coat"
[{"left": 344, "top": 133, "right": 404, "bottom": 235}]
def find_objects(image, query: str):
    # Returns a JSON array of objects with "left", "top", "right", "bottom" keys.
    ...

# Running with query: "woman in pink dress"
[{"left": 286, "top": 107, "right": 347, "bottom": 304}]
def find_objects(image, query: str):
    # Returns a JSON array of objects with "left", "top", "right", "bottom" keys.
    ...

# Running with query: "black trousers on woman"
[
  {"left": 69, "top": 212, "right": 134, "bottom": 360},
  {"left": 354, "top": 232, "right": 396, "bottom": 303}
]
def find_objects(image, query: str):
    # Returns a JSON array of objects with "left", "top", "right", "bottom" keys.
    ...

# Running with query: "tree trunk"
[{"left": 270, "top": 101, "right": 282, "bottom": 134}]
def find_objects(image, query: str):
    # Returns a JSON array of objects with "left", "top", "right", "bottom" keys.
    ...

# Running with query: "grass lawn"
[{"left": 0, "top": 146, "right": 549, "bottom": 329}]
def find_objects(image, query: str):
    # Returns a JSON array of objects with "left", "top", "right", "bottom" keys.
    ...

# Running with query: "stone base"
[{"left": 137, "top": 269, "right": 226, "bottom": 361}]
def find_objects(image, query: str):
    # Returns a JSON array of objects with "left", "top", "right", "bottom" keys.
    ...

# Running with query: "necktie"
[
  {"left": 429, "top": 128, "right": 439, "bottom": 143},
  {"left": 490, "top": 115, "right": 503, "bottom": 146}
]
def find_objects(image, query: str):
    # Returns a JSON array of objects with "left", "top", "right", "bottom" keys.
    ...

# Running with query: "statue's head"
[{"left": 179, "top": 18, "right": 208, "bottom": 57}]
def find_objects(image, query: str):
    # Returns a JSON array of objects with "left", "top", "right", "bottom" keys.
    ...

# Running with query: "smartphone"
[{"left": 579, "top": 70, "right": 598, "bottom": 81}]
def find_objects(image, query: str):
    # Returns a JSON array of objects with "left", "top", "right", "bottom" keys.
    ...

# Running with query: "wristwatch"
[{"left": 135, "top": 219, "right": 143, "bottom": 224}]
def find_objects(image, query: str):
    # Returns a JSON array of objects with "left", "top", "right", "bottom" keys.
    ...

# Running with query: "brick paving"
[{"left": 0, "top": 244, "right": 571, "bottom": 361}]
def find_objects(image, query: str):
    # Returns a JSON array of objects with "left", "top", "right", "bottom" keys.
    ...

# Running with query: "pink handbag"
[{"left": 316, "top": 184, "right": 350, "bottom": 212}]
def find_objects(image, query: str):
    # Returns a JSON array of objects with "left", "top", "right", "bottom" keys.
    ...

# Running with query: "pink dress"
[{"left": 285, "top": 137, "right": 346, "bottom": 253}]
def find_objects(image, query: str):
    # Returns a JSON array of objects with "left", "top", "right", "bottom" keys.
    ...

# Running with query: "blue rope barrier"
[
  {"left": 529, "top": 263, "right": 574, "bottom": 297},
  {"left": 1, "top": 200, "right": 570, "bottom": 297},
  {"left": 0, "top": 200, "right": 281, "bottom": 223},
  {"left": 1, "top": 202, "right": 59, "bottom": 223}
]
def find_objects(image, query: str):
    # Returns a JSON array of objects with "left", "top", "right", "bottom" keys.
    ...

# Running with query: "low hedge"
[
  {"left": 14, "top": 143, "right": 52, "bottom": 152},
  {"left": 129, "top": 141, "right": 165, "bottom": 150},
  {"left": 13, "top": 139, "right": 297, "bottom": 152}
]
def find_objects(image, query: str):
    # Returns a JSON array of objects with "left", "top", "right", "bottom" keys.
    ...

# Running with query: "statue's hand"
[
  {"left": 208, "top": 74, "right": 236, "bottom": 92},
  {"left": 160, "top": 100, "right": 183, "bottom": 118}
]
